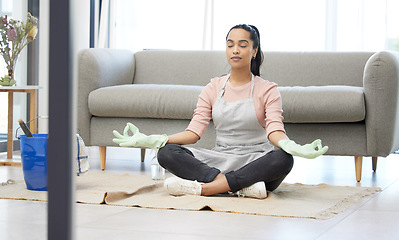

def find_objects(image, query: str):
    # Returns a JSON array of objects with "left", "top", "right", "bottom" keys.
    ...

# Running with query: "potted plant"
[{"left": 0, "top": 13, "right": 38, "bottom": 86}]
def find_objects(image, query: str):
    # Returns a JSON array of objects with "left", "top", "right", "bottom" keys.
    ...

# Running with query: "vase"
[{"left": 0, "top": 68, "right": 16, "bottom": 86}]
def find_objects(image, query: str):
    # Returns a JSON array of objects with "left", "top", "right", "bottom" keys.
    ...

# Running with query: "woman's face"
[{"left": 226, "top": 28, "right": 258, "bottom": 71}]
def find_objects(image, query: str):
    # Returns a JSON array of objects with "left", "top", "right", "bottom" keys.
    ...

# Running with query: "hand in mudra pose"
[
  {"left": 278, "top": 139, "right": 328, "bottom": 159},
  {"left": 113, "top": 123, "right": 168, "bottom": 149}
]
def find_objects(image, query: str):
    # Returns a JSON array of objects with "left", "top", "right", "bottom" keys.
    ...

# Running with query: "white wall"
[{"left": 38, "top": 0, "right": 90, "bottom": 133}]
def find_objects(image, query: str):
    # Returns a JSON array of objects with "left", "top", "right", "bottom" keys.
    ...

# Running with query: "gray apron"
[{"left": 188, "top": 75, "right": 276, "bottom": 174}]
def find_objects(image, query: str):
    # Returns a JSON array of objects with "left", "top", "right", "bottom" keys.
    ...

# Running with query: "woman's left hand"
[{"left": 278, "top": 139, "right": 329, "bottom": 159}]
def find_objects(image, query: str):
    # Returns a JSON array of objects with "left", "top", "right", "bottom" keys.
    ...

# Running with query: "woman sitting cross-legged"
[{"left": 113, "top": 24, "right": 328, "bottom": 199}]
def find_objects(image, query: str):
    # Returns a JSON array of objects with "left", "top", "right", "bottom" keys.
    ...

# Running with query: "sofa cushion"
[
  {"left": 89, "top": 84, "right": 365, "bottom": 124},
  {"left": 89, "top": 84, "right": 203, "bottom": 119},
  {"left": 279, "top": 85, "right": 365, "bottom": 123}
]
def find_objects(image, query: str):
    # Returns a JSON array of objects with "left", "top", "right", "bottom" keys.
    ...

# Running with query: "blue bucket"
[{"left": 19, "top": 134, "right": 48, "bottom": 191}]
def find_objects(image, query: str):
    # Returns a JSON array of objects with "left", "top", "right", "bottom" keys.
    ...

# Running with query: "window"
[
  {"left": 0, "top": 0, "right": 28, "bottom": 141},
  {"left": 386, "top": 0, "right": 399, "bottom": 51},
  {"left": 336, "top": 0, "right": 386, "bottom": 51},
  {"left": 213, "top": 0, "right": 326, "bottom": 51},
  {"left": 111, "top": 0, "right": 206, "bottom": 51},
  {"left": 109, "top": 0, "right": 398, "bottom": 52}
]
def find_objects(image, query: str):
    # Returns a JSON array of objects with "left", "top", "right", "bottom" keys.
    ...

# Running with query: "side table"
[{"left": 0, "top": 86, "right": 41, "bottom": 166}]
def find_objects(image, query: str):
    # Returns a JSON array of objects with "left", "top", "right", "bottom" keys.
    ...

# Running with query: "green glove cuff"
[{"left": 139, "top": 134, "right": 168, "bottom": 149}]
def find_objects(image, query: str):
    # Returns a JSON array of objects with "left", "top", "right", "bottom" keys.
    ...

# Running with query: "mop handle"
[{"left": 18, "top": 119, "right": 33, "bottom": 137}]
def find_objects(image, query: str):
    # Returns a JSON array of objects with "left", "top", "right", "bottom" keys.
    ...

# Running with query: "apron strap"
[
  {"left": 250, "top": 74, "right": 254, "bottom": 98},
  {"left": 218, "top": 75, "right": 229, "bottom": 98},
  {"left": 218, "top": 74, "right": 255, "bottom": 98}
]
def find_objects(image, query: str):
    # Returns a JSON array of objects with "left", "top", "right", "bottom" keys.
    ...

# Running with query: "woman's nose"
[{"left": 233, "top": 46, "right": 239, "bottom": 54}]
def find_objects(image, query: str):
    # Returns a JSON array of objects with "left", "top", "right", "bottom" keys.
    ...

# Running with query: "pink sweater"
[{"left": 187, "top": 75, "right": 285, "bottom": 139}]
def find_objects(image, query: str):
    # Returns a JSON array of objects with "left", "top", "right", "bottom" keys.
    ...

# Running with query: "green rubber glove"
[
  {"left": 278, "top": 139, "right": 328, "bottom": 159},
  {"left": 113, "top": 123, "right": 168, "bottom": 149}
]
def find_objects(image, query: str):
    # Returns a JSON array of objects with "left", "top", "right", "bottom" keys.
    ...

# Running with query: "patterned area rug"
[{"left": 0, "top": 172, "right": 381, "bottom": 220}]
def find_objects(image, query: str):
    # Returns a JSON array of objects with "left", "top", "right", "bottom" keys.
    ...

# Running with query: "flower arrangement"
[{"left": 0, "top": 13, "right": 38, "bottom": 86}]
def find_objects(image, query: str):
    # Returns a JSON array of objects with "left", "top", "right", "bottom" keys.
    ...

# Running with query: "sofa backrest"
[
  {"left": 133, "top": 50, "right": 228, "bottom": 86},
  {"left": 133, "top": 50, "right": 374, "bottom": 87},
  {"left": 261, "top": 52, "right": 374, "bottom": 87}
]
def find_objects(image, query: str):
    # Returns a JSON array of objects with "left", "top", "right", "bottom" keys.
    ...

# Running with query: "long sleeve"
[
  {"left": 263, "top": 85, "right": 285, "bottom": 137},
  {"left": 253, "top": 77, "right": 285, "bottom": 137},
  {"left": 186, "top": 77, "right": 222, "bottom": 138}
]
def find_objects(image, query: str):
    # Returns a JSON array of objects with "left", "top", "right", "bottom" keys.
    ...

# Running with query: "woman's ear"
[{"left": 253, "top": 48, "right": 258, "bottom": 58}]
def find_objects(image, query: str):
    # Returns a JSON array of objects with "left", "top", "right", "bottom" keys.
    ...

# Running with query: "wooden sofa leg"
[
  {"left": 99, "top": 146, "right": 107, "bottom": 171},
  {"left": 372, "top": 157, "right": 378, "bottom": 172},
  {"left": 141, "top": 148, "right": 146, "bottom": 162},
  {"left": 355, "top": 156, "right": 363, "bottom": 182}
]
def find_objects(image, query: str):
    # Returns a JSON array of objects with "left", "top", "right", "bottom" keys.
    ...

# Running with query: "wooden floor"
[{"left": 1, "top": 147, "right": 399, "bottom": 240}]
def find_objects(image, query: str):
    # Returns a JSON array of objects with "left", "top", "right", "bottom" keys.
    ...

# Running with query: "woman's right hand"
[{"left": 113, "top": 123, "right": 168, "bottom": 149}]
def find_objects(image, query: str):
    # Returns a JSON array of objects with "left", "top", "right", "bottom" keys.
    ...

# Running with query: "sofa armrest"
[
  {"left": 77, "top": 48, "right": 135, "bottom": 144},
  {"left": 364, "top": 51, "right": 399, "bottom": 156}
]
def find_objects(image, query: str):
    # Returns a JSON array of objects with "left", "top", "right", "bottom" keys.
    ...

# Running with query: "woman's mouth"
[{"left": 231, "top": 56, "right": 242, "bottom": 61}]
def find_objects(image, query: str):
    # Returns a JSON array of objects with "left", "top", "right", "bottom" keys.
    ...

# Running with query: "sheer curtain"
[
  {"left": 109, "top": 0, "right": 397, "bottom": 52},
  {"left": 211, "top": 0, "right": 326, "bottom": 51},
  {"left": 335, "top": 0, "right": 386, "bottom": 51},
  {"left": 110, "top": 0, "right": 206, "bottom": 51},
  {"left": 384, "top": 0, "right": 399, "bottom": 51}
]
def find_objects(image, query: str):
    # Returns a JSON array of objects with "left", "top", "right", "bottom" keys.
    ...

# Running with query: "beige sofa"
[{"left": 78, "top": 49, "right": 399, "bottom": 181}]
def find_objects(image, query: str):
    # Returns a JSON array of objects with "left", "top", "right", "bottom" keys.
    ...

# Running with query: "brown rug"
[{"left": 0, "top": 172, "right": 381, "bottom": 220}]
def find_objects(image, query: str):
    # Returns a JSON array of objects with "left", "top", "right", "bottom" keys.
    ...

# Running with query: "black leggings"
[{"left": 157, "top": 144, "right": 294, "bottom": 192}]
